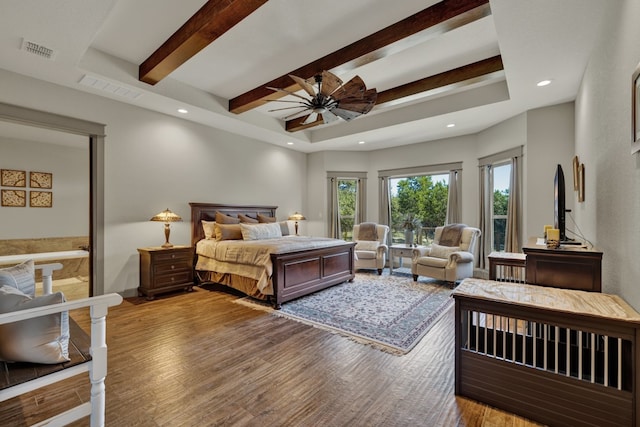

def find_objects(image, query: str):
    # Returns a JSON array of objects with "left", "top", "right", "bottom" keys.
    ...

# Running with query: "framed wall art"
[
  {"left": 30, "top": 191, "right": 53, "bottom": 208},
  {"left": 1, "top": 169, "right": 26, "bottom": 187},
  {"left": 1, "top": 189, "right": 26, "bottom": 207},
  {"left": 632, "top": 61, "right": 640, "bottom": 153},
  {"left": 578, "top": 163, "right": 585, "bottom": 203},
  {"left": 572, "top": 156, "right": 579, "bottom": 191},
  {"left": 29, "top": 171, "right": 52, "bottom": 189}
]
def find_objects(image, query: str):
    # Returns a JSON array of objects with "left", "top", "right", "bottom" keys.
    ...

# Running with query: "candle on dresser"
[
  {"left": 543, "top": 225, "right": 552, "bottom": 239},
  {"left": 547, "top": 228, "right": 560, "bottom": 241}
]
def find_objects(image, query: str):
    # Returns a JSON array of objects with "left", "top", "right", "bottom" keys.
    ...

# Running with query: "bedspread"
[{"left": 195, "top": 236, "right": 347, "bottom": 294}]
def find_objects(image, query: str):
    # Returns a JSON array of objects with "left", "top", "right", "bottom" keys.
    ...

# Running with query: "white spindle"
[
  {"left": 555, "top": 326, "right": 559, "bottom": 374},
  {"left": 493, "top": 314, "right": 497, "bottom": 358},
  {"left": 566, "top": 327, "right": 571, "bottom": 377},
  {"left": 533, "top": 322, "right": 537, "bottom": 368},
  {"left": 604, "top": 336, "right": 609, "bottom": 387},
  {"left": 618, "top": 338, "right": 623, "bottom": 391},
  {"left": 590, "top": 333, "right": 595, "bottom": 383},
  {"left": 544, "top": 325, "right": 548, "bottom": 371},
  {"left": 578, "top": 331, "right": 583, "bottom": 380}
]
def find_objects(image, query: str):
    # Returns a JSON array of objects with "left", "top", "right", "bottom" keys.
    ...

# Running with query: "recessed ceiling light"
[
  {"left": 358, "top": 141, "right": 365, "bottom": 144},
  {"left": 287, "top": 141, "right": 294, "bottom": 145},
  {"left": 177, "top": 108, "right": 188, "bottom": 114},
  {"left": 536, "top": 80, "right": 552, "bottom": 87},
  {"left": 446, "top": 123, "right": 455, "bottom": 128}
]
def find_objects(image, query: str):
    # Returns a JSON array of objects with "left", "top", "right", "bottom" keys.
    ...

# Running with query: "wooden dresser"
[
  {"left": 522, "top": 238, "right": 602, "bottom": 292},
  {"left": 137, "top": 246, "right": 194, "bottom": 300}
]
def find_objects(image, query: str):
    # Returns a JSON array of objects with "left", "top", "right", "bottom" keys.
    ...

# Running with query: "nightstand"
[{"left": 137, "top": 246, "right": 194, "bottom": 300}]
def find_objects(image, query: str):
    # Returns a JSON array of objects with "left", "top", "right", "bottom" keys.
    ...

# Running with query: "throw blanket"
[
  {"left": 358, "top": 223, "right": 378, "bottom": 241},
  {"left": 439, "top": 224, "right": 465, "bottom": 247}
]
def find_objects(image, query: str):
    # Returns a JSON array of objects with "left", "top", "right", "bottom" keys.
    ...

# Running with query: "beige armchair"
[
  {"left": 353, "top": 223, "right": 389, "bottom": 275},
  {"left": 411, "top": 224, "right": 480, "bottom": 284}
]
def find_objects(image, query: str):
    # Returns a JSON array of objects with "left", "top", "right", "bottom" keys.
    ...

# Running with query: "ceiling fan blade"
[
  {"left": 334, "top": 75, "right": 367, "bottom": 99},
  {"left": 319, "top": 70, "right": 342, "bottom": 97},
  {"left": 266, "top": 86, "right": 310, "bottom": 101},
  {"left": 321, "top": 110, "right": 340, "bottom": 124},
  {"left": 331, "top": 108, "right": 363, "bottom": 122},
  {"left": 336, "top": 102, "right": 375, "bottom": 115},
  {"left": 288, "top": 74, "right": 316, "bottom": 97},
  {"left": 302, "top": 112, "right": 319, "bottom": 124},
  {"left": 284, "top": 108, "right": 312, "bottom": 120},
  {"left": 267, "top": 105, "right": 309, "bottom": 112}
]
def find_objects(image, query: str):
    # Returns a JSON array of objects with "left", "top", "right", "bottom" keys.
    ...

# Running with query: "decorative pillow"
[
  {"left": 257, "top": 214, "right": 276, "bottom": 223},
  {"left": 0, "top": 259, "right": 35, "bottom": 297},
  {"left": 214, "top": 223, "right": 243, "bottom": 241},
  {"left": 240, "top": 222, "right": 282, "bottom": 240},
  {"left": 0, "top": 285, "right": 69, "bottom": 364},
  {"left": 355, "top": 240, "right": 380, "bottom": 251},
  {"left": 201, "top": 220, "right": 216, "bottom": 240},
  {"left": 215, "top": 211, "right": 240, "bottom": 224},
  {"left": 429, "top": 243, "right": 461, "bottom": 259},
  {"left": 238, "top": 214, "right": 258, "bottom": 223},
  {"left": 279, "top": 221, "right": 290, "bottom": 236}
]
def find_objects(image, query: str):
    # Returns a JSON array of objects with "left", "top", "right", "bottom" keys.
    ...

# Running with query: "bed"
[{"left": 190, "top": 202, "right": 355, "bottom": 308}]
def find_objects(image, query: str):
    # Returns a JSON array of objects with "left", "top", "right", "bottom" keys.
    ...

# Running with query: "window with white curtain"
[
  {"left": 327, "top": 172, "right": 366, "bottom": 240},
  {"left": 378, "top": 162, "right": 463, "bottom": 246},
  {"left": 491, "top": 162, "right": 511, "bottom": 251},
  {"left": 478, "top": 146, "right": 523, "bottom": 268}
]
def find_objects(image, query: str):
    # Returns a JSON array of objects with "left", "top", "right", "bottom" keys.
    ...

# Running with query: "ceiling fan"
[{"left": 267, "top": 70, "right": 377, "bottom": 125}]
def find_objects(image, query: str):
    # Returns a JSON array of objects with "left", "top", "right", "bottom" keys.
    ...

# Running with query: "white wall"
[
  {"left": 0, "top": 69, "right": 306, "bottom": 295},
  {"left": 575, "top": 0, "right": 640, "bottom": 306},
  {"left": 525, "top": 103, "right": 575, "bottom": 241},
  {"left": 0, "top": 137, "right": 88, "bottom": 238}
]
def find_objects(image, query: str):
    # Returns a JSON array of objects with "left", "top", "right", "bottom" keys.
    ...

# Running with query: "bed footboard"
[{"left": 271, "top": 242, "right": 355, "bottom": 308}]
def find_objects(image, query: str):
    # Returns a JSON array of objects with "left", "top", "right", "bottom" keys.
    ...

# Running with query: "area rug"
[{"left": 233, "top": 271, "right": 453, "bottom": 355}]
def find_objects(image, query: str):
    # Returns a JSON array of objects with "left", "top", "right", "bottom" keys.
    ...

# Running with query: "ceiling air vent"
[
  {"left": 21, "top": 39, "right": 56, "bottom": 60},
  {"left": 79, "top": 75, "right": 143, "bottom": 100}
]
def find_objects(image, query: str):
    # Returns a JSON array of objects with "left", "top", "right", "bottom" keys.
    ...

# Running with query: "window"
[
  {"left": 337, "top": 178, "right": 358, "bottom": 241},
  {"left": 491, "top": 163, "right": 511, "bottom": 251},
  {"left": 327, "top": 172, "right": 366, "bottom": 240},
  {"left": 389, "top": 174, "right": 449, "bottom": 245}
]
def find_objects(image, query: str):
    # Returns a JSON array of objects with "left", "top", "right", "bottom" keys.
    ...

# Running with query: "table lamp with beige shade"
[
  {"left": 150, "top": 208, "right": 182, "bottom": 248},
  {"left": 288, "top": 212, "right": 306, "bottom": 236}
]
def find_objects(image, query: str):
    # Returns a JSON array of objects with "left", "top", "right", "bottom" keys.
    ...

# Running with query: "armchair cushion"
[
  {"left": 355, "top": 240, "right": 380, "bottom": 252},
  {"left": 429, "top": 243, "right": 461, "bottom": 259}
]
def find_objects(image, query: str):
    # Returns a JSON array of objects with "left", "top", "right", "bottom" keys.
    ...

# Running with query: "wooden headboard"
[{"left": 189, "top": 202, "right": 277, "bottom": 246}]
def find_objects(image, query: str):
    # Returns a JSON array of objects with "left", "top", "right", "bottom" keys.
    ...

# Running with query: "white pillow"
[
  {"left": 355, "top": 240, "right": 380, "bottom": 251},
  {"left": 429, "top": 243, "right": 460, "bottom": 259},
  {"left": 0, "top": 259, "right": 35, "bottom": 297},
  {"left": 0, "top": 285, "right": 70, "bottom": 364},
  {"left": 240, "top": 222, "right": 283, "bottom": 240},
  {"left": 201, "top": 220, "right": 216, "bottom": 240}
]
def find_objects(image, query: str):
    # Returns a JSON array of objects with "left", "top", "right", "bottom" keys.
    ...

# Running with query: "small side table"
[
  {"left": 138, "top": 245, "right": 194, "bottom": 300},
  {"left": 389, "top": 244, "right": 422, "bottom": 275}
]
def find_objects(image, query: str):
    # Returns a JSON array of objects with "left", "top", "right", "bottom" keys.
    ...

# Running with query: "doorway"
[{"left": 0, "top": 102, "right": 105, "bottom": 297}]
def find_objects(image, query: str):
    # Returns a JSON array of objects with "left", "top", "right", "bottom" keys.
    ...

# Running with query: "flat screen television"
[{"left": 554, "top": 164, "right": 567, "bottom": 241}]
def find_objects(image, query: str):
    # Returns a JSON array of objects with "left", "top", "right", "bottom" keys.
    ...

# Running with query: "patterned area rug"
[{"left": 234, "top": 270, "right": 453, "bottom": 355}]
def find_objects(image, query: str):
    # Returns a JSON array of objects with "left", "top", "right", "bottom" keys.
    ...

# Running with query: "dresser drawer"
[
  {"left": 155, "top": 270, "right": 193, "bottom": 287},
  {"left": 153, "top": 249, "right": 191, "bottom": 263},
  {"left": 153, "top": 258, "right": 192, "bottom": 275}
]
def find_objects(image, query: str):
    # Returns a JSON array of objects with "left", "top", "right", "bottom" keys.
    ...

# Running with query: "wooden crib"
[{"left": 452, "top": 278, "right": 640, "bottom": 427}]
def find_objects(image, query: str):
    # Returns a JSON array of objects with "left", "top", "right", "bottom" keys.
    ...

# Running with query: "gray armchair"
[
  {"left": 411, "top": 224, "right": 480, "bottom": 284},
  {"left": 353, "top": 223, "right": 389, "bottom": 275}
]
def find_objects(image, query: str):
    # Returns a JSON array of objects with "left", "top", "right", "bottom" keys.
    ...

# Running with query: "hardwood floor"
[{"left": 0, "top": 285, "right": 542, "bottom": 426}]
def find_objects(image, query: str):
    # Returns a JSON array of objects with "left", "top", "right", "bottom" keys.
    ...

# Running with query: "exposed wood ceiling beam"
[
  {"left": 229, "top": 0, "right": 491, "bottom": 114},
  {"left": 285, "top": 55, "right": 505, "bottom": 132},
  {"left": 139, "top": 0, "right": 268, "bottom": 85}
]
